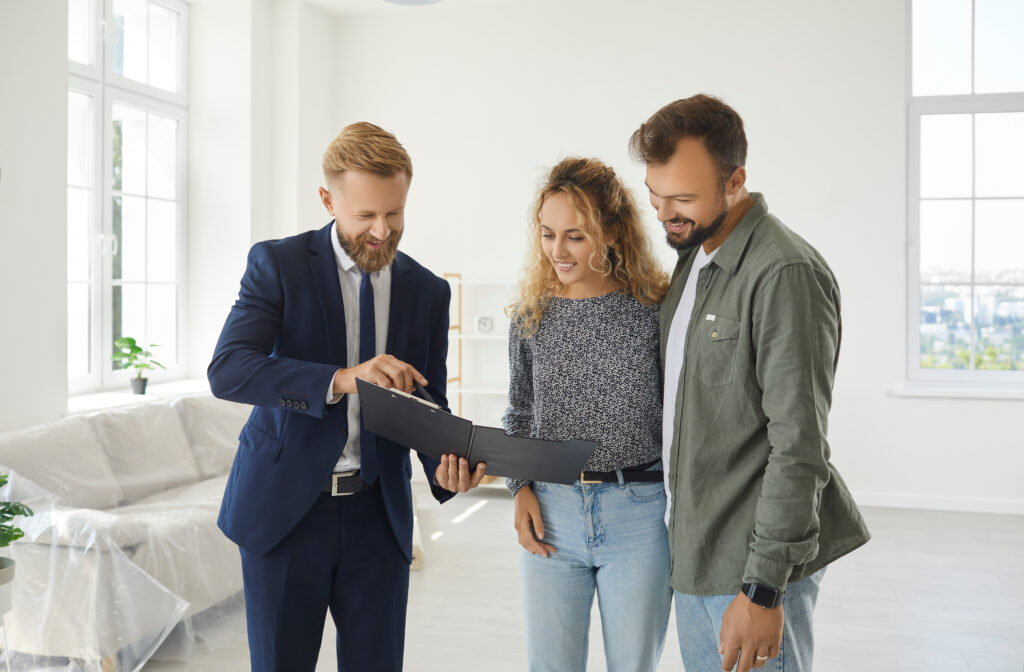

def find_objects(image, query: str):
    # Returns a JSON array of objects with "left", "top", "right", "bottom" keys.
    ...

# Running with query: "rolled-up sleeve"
[{"left": 744, "top": 262, "right": 841, "bottom": 590}]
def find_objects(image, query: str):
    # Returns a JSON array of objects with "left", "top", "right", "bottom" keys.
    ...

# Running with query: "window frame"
[
  {"left": 102, "top": 0, "right": 189, "bottom": 108},
  {"left": 67, "top": 0, "right": 189, "bottom": 395},
  {"left": 905, "top": 0, "right": 1024, "bottom": 389},
  {"left": 67, "top": 75, "right": 105, "bottom": 392}
]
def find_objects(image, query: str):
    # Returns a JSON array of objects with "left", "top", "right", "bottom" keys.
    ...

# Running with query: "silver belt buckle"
[{"left": 331, "top": 470, "right": 360, "bottom": 496}]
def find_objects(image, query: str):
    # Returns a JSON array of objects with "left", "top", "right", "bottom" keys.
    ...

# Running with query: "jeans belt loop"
[{"left": 616, "top": 469, "right": 625, "bottom": 486}]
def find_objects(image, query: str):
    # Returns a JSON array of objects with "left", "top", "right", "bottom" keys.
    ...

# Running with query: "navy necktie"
[{"left": 358, "top": 270, "right": 378, "bottom": 484}]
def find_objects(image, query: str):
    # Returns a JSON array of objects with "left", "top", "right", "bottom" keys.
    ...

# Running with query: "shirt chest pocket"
[{"left": 692, "top": 316, "right": 741, "bottom": 388}]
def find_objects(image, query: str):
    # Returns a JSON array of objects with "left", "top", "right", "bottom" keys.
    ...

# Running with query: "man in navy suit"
[{"left": 208, "top": 122, "right": 486, "bottom": 671}]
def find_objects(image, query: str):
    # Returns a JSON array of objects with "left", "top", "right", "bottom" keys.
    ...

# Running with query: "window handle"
[{"left": 99, "top": 233, "right": 119, "bottom": 257}]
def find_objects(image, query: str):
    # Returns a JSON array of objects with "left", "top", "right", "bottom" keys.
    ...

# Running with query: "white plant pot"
[{"left": 0, "top": 557, "right": 14, "bottom": 615}]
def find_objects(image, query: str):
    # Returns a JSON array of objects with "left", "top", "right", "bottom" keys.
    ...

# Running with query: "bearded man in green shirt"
[{"left": 631, "top": 94, "right": 871, "bottom": 672}]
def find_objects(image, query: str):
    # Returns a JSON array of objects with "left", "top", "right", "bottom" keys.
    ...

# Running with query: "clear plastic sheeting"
[{"left": 0, "top": 394, "right": 251, "bottom": 671}]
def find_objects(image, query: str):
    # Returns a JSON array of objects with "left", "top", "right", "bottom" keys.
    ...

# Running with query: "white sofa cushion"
[
  {"left": 22, "top": 506, "right": 150, "bottom": 549},
  {"left": 88, "top": 402, "right": 201, "bottom": 504},
  {"left": 21, "top": 476, "right": 230, "bottom": 551},
  {"left": 129, "top": 476, "right": 241, "bottom": 614},
  {"left": 171, "top": 395, "right": 249, "bottom": 478},
  {"left": 0, "top": 415, "right": 124, "bottom": 509}
]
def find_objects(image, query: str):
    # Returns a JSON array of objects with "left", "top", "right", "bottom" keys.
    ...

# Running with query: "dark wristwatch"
[{"left": 741, "top": 582, "right": 784, "bottom": 608}]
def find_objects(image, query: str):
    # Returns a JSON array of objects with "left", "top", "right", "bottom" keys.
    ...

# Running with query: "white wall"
[
  {"left": 187, "top": 0, "right": 337, "bottom": 379},
  {"left": 187, "top": 0, "right": 261, "bottom": 379},
  {"left": 326, "top": 0, "right": 1024, "bottom": 512},
  {"left": 2, "top": 0, "right": 1018, "bottom": 511},
  {"left": 297, "top": 2, "right": 339, "bottom": 230},
  {"left": 0, "top": 0, "right": 68, "bottom": 432}
]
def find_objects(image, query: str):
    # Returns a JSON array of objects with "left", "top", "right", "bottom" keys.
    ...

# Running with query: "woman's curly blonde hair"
[{"left": 509, "top": 157, "right": 669, "bottom": 337}]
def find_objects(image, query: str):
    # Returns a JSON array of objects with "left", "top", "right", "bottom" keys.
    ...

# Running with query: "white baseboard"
[{"left": 854, "top": 491, "right": 1024, "bottom": 516}]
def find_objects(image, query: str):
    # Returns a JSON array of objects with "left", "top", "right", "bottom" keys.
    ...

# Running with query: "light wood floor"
[{"left": 145, "top": 483, "right": 1024, "bottom": 672}]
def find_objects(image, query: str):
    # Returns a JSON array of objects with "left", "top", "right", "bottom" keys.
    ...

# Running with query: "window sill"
[
  {"left": 889, "top": 382, "right": 1024, "bottom": 401},
  {"left": 68, "top": 379, "right": 211, "bottom": 414}
]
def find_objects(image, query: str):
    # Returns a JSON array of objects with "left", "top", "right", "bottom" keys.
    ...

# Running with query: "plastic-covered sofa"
[{"left": 0, "top": 394, "right": 250, "bottom": 672}]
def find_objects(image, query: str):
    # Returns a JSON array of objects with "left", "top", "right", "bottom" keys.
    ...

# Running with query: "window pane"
[
  {"left": 975, "top": 199, "right": 1024, "bottom": 283},
  {"left": 912, "top": 0, "right": 972, "bottom": 96},
  {"left": 112, "top": 284, "right": 146, "bottom": 369},
  {"left": 68, "top": 90, "right": 93, "bottom": 187},
  {"left": 68, "top": 0, "right": 93, "bottom": 66},
  {"left": 975, "top": 112, "right": 1024, "bottom": 197},
  {"left": 920, "top": 114, "right": 973, "bottom": 198},
  {"left": 147, "top": 284, "right": 177, "bottom": 365},
  {"left": 113, "top": 195, "right": 147, "bottom": 281},
  {"left": 149, "top": 3, "right": 178, "bottom": 92},
  {"left": 113, "top": 0, "right": 148, "bottom": 84},
  {"left": 920, "top": 199, "right": 972, "bottom": 283},
  {"left": 147, "top": 113, "right": 177, "bottom": 199},
  {"left": 975, "top": 0, "right": 1024, "bottom": 94},
  {"left": 112, "top": 103, "right": 147, "bottom": 195},
  {"left": 975, "top": 286, "right": 1024, "bottom": 370},
  {"left": 68, "top": 283, "right": 91, "bottom": 377},
  {"left": 147, "top": 200, "right": 176, "bottom": 282},
  {"left": 68, "top": 187, "right": 92, "bottom": 282},
  {"left": 921, "top": 284, "right": 972, "bottom": 369}
]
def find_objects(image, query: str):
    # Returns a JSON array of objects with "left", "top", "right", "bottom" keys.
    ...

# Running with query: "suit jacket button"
[
  {"left": 300, "top": 401, "right": 308, "bottom": 410},
  {"left": 279, "top": 399, "right": 286, "bottom": 406}
]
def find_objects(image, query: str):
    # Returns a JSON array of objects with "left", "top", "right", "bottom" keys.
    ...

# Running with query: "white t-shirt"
[{"left": 662, "top": 245, "right": 717, "bottom": 525}]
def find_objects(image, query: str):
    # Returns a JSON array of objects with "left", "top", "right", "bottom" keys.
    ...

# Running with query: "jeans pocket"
[{"left": 625, "top": 481, "right": 666, "bottom": 503}]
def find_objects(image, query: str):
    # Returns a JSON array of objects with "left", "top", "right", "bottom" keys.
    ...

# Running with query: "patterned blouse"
[{"left": 502, "top": 291, "right": 663, "bottom": 497}]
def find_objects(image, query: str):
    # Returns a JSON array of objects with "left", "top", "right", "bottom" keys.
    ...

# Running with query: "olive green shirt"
[{"left": 661, "top": 193, "right": 870, "bottom": 595}]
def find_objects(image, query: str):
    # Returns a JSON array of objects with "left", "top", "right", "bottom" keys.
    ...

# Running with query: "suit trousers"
[{"left": 239, "top": 482, "right": 410, "bottom": 671}]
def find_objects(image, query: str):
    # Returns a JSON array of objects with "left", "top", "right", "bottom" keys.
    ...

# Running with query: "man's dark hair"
[{"left": 629, "top": 94, "right": 747, "bottom": 183}]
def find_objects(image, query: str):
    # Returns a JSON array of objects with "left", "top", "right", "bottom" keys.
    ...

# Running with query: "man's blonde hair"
[{"left": 322, "top": 122, "right": 413, "bottom": 185}]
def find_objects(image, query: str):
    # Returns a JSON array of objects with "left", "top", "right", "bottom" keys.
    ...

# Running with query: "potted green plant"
[
  {"left": 111, "top": 336, "right": 166, "bottom": 394},
  {"left": 0, "top": 473, "right": 33, "bottom": 615}
]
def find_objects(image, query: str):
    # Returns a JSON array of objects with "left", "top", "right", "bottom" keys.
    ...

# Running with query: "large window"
[
  {"left": 908, "top": 0, "right": 1024, "bottom": 386},
  {"left": 67, "top": 0, "right": 188, "bottom": 393}
]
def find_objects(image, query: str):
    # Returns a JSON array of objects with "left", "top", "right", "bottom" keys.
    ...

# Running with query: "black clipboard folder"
[{"left": 356, "top": 378, "right": 598, "bottom": 485}]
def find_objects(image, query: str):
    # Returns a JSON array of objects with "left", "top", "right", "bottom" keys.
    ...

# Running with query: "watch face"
[{"left": 746, "top": 583, "right": 781, "bottom": 607}]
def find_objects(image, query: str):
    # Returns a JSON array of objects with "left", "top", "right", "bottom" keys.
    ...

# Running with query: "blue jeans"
[
  {"left": 520, "top": 475, "right": 672, "bottom": 672},
  {"left": 674, "top": 568, "right": 826, "bottom": 672}
]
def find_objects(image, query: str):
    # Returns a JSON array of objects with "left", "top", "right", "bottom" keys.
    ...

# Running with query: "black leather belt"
[
  {"left": 580, "top": 460, "right": 663, "bottom": 485},
  {"left": 324, "top": 471, "right": 369, "bottom": 496}
]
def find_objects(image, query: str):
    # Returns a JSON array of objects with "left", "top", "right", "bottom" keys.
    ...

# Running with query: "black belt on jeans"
[
  {"left": 580, "top": 459, "right": 663, "bottom": 485},
  {"left": 324, "top": 470, "right": 369, "bottom": 496}
]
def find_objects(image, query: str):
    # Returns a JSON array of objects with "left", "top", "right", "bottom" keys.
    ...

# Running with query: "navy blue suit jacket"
[{"left": 209, "top": 222, "right": 455, "bottom": 561}]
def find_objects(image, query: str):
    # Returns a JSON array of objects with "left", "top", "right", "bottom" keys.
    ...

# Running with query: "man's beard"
[
  {"left": 665, "top": 198, "right": 728, "bottom": 252},
  {"left": 338, "top": 227, "right": 402, "bottom": 273}
]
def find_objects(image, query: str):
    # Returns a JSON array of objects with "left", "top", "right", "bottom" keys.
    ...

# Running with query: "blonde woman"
[{"left": 503, "top": 157, "right": 672, "bottom": 671}]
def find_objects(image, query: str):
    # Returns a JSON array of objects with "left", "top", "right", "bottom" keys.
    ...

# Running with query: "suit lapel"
[
  {"left": 386, "top": 252, "right": 414, "bottom": 359},
  {"left": 307, "top": 221, "right": 348, "bottom": 366}
]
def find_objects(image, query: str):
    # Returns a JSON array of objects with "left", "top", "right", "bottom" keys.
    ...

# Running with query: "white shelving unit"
[
  {"left": 444, "top": 274, "right": 517, "bottom": 486},
  {"left": 443, "top": 273, "right": 516, "bottom": 414},
  {"left": 450, "top": 334, "right": 508, "bottom": 341}
]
